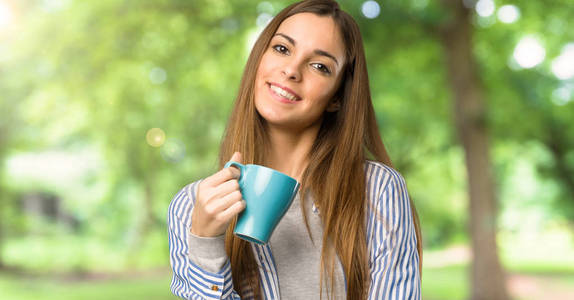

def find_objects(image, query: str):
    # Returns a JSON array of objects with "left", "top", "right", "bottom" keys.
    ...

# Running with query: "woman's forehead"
[{"left": 274, "top": 12, "right": 345, "bottom": 62}]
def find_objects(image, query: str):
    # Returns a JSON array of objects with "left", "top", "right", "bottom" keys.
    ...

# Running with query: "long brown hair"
[{"left": 218, "top": 0, "right": 422, "bottom": 299}]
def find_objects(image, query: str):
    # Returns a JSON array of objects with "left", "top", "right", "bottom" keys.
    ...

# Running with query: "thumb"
[{"left": 229, "top": 151, "right": 242, "bottom": 164}]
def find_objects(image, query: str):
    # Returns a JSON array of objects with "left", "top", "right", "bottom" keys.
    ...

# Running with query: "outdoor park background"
[{"left": 1, "top": 0, "right": 573, "bottom": 299}]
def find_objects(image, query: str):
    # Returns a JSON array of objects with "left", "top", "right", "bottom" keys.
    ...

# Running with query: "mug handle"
[{"left": 224, "top": 161, "right": 245, "bottom": 181}]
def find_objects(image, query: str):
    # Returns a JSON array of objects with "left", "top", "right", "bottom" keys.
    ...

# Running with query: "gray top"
[
  {"left": 188, "top": 192, "right": 346, "bottom": 299},
  {"left": 269, "top": 191, "right": 346, "bottom": 299}
]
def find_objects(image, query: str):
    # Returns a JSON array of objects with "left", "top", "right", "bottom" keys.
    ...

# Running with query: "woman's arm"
[
  {"left": 168, "top": 182, "right": 241, "bottom": 299},
  {"left": 367, "top": 165, "right": 421, "bottom": 300}
]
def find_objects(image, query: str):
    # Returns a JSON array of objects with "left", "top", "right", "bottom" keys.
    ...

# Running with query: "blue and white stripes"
[
  {"left": 168, "top": 161, "right": 420, "bottom": 299},
  {"left": 365, "top": 161, "right": 420, "bottom": 300},
  {"left": 167, "top": 183, "right": 241, "bottom": 299}
]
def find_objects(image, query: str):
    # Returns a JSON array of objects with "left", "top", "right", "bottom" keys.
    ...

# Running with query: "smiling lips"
[{"left": 267, "top": 82, "right": 301, "bottom": 103}]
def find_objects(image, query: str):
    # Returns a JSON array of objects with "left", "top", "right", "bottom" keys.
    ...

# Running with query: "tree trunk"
[{"left": 438, "top": 1, "right": 509, "bottom": 299}]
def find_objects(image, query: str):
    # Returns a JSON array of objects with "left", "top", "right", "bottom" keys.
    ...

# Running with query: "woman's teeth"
[{"left": 270, "top": 85, "right": 298, "bottom": 101}]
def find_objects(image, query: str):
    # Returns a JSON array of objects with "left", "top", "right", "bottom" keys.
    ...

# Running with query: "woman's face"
[{"left": 254, "top": 12, "right": 346, "bottom": 132}]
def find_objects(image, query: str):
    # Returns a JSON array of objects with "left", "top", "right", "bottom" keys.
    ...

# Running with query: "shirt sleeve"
[
  {"left": 367, "top": 167, "right": 421, "bottom": 300},
  {"left": 167, "top": 182, "right": 241, "bottom": 299},
  {"left": 188, "top": 232, "right": 228, "bottom": 274}
]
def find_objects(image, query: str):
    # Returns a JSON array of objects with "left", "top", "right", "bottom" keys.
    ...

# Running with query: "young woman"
[{"left": 168, "top": 0, "right": 422, "bottom": 299}]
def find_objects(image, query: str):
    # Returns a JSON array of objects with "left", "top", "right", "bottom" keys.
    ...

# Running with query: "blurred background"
[{"left": 1, "top": 0, "right": 573, "bottom": 299}]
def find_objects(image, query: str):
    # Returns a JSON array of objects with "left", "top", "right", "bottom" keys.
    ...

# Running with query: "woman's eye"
[
  {"left": 312, "top": 63, "right": 331, "bottom": 74},
  {"left": 272, "top": 44, "right": 289, "bottom": 54}
]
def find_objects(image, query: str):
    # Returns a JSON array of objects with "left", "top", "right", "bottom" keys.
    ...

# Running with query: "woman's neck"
[{"left": 264, "top": 124, "right": 320, "bottom": 182}]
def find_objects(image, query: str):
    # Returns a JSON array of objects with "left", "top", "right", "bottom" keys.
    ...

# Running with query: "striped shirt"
[{"left": 167, "top": 161, "right": 421, "bottom": 299}]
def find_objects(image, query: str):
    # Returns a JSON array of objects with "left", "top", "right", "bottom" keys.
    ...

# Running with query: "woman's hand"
[{"left": 191, "top": 152, "right": 246, "bottom": 237}]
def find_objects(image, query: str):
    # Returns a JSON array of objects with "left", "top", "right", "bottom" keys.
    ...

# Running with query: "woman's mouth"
[{"left": 267, "top": 82, "right": 301, "bottom": 103}]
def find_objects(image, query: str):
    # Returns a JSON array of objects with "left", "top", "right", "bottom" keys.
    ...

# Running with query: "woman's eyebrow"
[
  {"left": 275, "top": 33, "right": 296, "bottom": 46},
  {"left": 274, "top": 33, "right": 339, "bottom": 66}
]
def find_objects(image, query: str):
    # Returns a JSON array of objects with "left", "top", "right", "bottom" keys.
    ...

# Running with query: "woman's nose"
[{"left": 281, "top": 62, "right": 302, "bottom": 82}]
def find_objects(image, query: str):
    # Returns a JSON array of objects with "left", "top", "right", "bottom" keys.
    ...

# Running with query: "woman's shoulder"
[
  {"left": 364, "top": 160, "right": 406, "bottom": 185},
  {"left": 167, "top": 179, "right": 202, "bottom": 221},
  {"left": 363, "top": 160, "right": 408, "bottom": 201}
]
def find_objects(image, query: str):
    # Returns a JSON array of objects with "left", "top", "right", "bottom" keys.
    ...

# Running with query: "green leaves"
[{"left": 0, "top": 0, "right": 573, "bottom": 268}]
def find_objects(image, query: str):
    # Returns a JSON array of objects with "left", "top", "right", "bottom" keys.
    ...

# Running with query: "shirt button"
[{"left": 211, "top": 285, "right": 219, "bottom": 291}]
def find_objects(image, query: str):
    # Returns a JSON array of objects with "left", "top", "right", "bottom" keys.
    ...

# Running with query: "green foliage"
[{"left": 0, "top": 0, "right": 573, "bottom": 280}]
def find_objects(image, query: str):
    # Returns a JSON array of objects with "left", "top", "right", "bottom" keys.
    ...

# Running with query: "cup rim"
[
  {"left": 242, "top": 163, "right": 299, "bottom": 184},
  {"left": 234, "top": 232, "right": 267, "bottom": 245}
]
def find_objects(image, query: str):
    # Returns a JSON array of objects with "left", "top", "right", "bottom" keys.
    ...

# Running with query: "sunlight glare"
[
  {"left": 146, "top": 128, "right": 166, "bottom": 147},
  {"left": 513, "top": 37, "right": 545, "bottom": 69},
  {"left": 497, "top": 5, "right": 520, "bottom": 24},
  {"left": 361, "top": 1, "right": 380, "bottom": 19},
  {"left": 551, "top": 43, "right": 574, "bottom": 80},
  {"left": 476, "top": 0, "right": 495, "bottom": 17},
  {"left": 0, "top": 1, "right": 13, "bottom": 30},
  {"left": 42, "top": 0, "right": 69, "bottom": 13}
]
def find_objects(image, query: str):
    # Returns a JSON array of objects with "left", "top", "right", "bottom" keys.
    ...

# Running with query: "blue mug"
[{"left": 224, "top": 161, "right": 300, "bottom": 244}]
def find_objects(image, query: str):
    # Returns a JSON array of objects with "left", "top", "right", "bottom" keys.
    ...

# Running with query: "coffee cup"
[{"left": 224, "top": 161, "right": 300, "bottom": 244}]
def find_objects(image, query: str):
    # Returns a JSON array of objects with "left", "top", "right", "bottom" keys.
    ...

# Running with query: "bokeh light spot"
[
  {"left": 551, "top": 43, "right": 574, "bottom": 80},
  {"left": 161, "top": 138, "right": 186, "bottom": 163},
  {"left": 361, "top": 1, "right": 380, "bottom": 19},
  {"left": 149, "top": 67, "right": 167, "bottom": 84},
  {"left": 497, "top": 5, "right": 520, "bottom": 24},
  {"left": 513, "top": 37, "right": 545, "bottom": 69},
  {"left": 42, "top": 0, "right": 69, "bottom": 13},
  {"left": 146, "top": 128, "right": 166, "bottom": 147},
  {"left": 256, "top": 13, "right": 273, "bottom": 28},
  {"left": 0, "top": 1, "right": 13, "bottom": 29},
  {"left": 475, "top": 0, "right": 495, "bottom": 18},
  {"left": 257, "top": 1, "right": 274, "bottom": 14},
  {"left": 552, "top": 85, "right": 573, "bottom": 106}
]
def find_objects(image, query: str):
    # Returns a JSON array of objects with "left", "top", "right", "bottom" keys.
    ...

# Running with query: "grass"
[
  {"left": 422, "top": 265, "right": 468, "bottom": 300},
  {"left": 2, "top": 266, "right": 574, "bottom": 300},
  {"left": 422, "top": 264, "right": 574, "bottom": 300},
  {"left": 0, "top": 271, "right": 178, "bottom": 300},
  {"left": 2, "top": 269, "right": 463, "bottom": 300}
]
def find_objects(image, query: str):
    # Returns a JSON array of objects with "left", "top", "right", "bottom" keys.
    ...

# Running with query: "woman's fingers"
[
  {"left": 191, "top": 151, "right": 245, "bottom": 237},
  {"left": 218, "top": 198, "right": 246, "bottom": 223},
  {"left": 212, "top": 179, "right": 240, "bottom": 198},
  {"left": 230, "top": 151, "right": 242, "bottom": 164},
  {"left": 203, "top": 167, "right": 240, "bottom": 187},
  {"left": 204, "top": 151, "right": 243, "bottom": 187},
  {"left": 195, "top": 190, "right": 245, "bottom": 236},
  {"left": 205, "top": 190, "right": 244, "bottom": 218}
]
